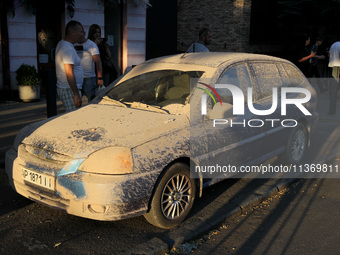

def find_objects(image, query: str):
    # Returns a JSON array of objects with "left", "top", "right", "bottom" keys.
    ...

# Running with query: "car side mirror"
[{"left": 208, "top": 103, "right": 233, "bottom": 119}]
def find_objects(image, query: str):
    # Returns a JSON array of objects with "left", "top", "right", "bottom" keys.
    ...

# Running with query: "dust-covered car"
[{"left": 5, "top": 53, "right": 318, "bottom": 229}]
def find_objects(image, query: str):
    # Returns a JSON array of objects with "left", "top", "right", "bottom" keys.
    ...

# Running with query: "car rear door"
[
  {"left": 247, "top": 61, "right": 291, "bottom": 160},
  {"left": 199, "top": 62, "right": 259, "bottom": 174}
]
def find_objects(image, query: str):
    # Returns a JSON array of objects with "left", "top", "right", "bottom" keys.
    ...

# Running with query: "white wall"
[
  {"left": 67, "top": 0, "right": 105, "bottom": 37},
  {"left": 127, "top": 1, "right": 146, "bottom": 68},
  {"left": 7, "top": 6, "right": 37, "bottom": 90}
]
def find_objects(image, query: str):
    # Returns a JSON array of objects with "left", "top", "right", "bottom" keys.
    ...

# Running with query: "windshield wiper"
[
  {"left": 99, "top": 96, "right": 128, "bottom": 107},
  {"left": 129, "top": 102, "right": 168, "bottom": 114},
  {"left": 99, "top": 97, "right": 168, "bottom": 113}
]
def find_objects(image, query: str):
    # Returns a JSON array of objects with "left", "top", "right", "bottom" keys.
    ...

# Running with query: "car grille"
[
  {"left": 23, "top": 144, "right": 73, "bottom": 162},
  {"left": 18, "top": 144, "right": 74, "bottom": 178}
]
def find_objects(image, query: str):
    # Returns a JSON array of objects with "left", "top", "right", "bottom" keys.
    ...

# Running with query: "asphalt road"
[{"left": 187, "top": 174, "right": 340, "bottom": 255}]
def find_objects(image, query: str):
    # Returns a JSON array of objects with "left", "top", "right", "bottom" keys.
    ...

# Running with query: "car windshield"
[{"left": 102, "top": 70, "right": 204, "bottom": 108}]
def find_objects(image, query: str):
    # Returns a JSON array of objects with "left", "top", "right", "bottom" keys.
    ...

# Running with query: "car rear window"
[{"left": 282, "top": 63, "right": 306, "bottom": 86}]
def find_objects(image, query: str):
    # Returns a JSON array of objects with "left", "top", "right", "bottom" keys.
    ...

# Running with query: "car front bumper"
[{"left": 5, "top": 147, "right": 159, "bottom": 221}]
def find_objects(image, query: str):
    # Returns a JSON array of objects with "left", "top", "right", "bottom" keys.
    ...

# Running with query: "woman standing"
[{"left": 88, "top": 24, "right": 117, "bottom": 86}]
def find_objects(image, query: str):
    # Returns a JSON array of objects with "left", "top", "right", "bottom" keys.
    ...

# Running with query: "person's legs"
[
  {"left": 329, "top": 67, "right": 339, "bottom": 115},
  {"left": 103, "top": 72, "right": 111, "bottom": 87},
  {"left": 82, "top": 77, "right": 97, "bottom": 101},
  {"left": 57, "top": 87, "right": 82, "bottom": 112},
  {"left": 313, "top": 66, "right": 324, "bottom": 93}
]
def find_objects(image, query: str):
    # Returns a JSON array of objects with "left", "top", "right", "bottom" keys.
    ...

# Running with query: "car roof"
[{"left": 145, "top": 52, "right": 291, "bottom": 68}]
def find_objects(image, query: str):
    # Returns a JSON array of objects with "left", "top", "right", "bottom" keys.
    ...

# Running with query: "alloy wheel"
[{"left": 161, "top": 174, "right": 192, "bottom": 219}]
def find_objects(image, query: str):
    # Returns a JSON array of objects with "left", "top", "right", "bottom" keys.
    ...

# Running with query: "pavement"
[{"left": 1, "top": 86, "right": 340, "bottom": 255}]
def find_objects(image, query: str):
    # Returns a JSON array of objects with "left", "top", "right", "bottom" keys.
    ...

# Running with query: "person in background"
[
  {"left": 328, "top": 41, "right": 340, "bottom": 114},
  {"left": 187, "top": 28, "right": 212, "bottom": 53},
  {"left": 297, "top": 35, "right": 315, "bottom": 77},
  {"left": 88, "top": 24, "right": 101, "bottom": 44},
  {"left": 309, "top": 37, "right": 326, "bottom": 93},
  {"left": 88, "top": 24, "right": 117, "bottom": 86},
  {"left": 75, "top": 29, "right": 103, "bottom": 101},
  {"left": 55, "top": 20, "right": 84, "bottom": 112}
]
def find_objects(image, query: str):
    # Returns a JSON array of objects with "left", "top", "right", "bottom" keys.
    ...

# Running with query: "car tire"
[
  {"left": 144, "top": 163, "right": 196, "bottom": 229},
  {"left": 279, "top": 123, "right": 308, "bottom": 164}
]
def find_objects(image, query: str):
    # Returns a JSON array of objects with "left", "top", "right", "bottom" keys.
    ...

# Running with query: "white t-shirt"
[
  {"left": 75, "top": 39, "right": 100, "bottom": 78},
  {"left": 187, "top": 42, "right": 210, "bottom": 53},
  {"left": 55, "top": 40, "right": 83, "bottom": 89},
  {"left": 329, "top": 42, "right": 340, "bottom": 67}
]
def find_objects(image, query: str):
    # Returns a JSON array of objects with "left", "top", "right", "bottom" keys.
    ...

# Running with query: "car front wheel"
[{"left": 144, "top": 163, "right": 196, "bottom": 229}]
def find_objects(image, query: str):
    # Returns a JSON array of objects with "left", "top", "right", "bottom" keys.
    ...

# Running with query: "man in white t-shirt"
[
  {"left": 75, "top": 32, "right": 103, "bottom": 101},
  {"left": 329, "top": 41, "right": 340, "bottom": 77},
  {"left": 187, "top": 28, "right": 211, "bottom": 53},
  {"left": 328, "top": 41, "right": 340, "bottom": 114},
  {"left": 55, "top": 20, "right": 84, "bottom": 112}
]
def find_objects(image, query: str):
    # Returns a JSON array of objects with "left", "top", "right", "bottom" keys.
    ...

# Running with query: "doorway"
[
  {"left": 104, "top": 1, "right": 122, "bottom": 75},
  {"left": 35, "top": 0, "right": 63, "bottom": 93},
  {"left": 146, "top": 0, "right": 178, "bottom": 60}
]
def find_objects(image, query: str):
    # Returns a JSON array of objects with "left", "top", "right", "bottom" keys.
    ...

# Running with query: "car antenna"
[
  {"left": 181, "top": 29, "right": 208, "bottom": 59},
  {"left": 180, "top": 50, "right": 189, "bottom": 59}
]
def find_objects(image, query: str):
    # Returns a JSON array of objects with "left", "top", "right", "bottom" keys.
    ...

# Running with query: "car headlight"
[{"left": 79, "top": 147, "right": 133, "bottom": 174}]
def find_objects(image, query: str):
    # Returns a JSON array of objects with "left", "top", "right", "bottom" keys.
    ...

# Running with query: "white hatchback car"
[{"left": 6, "top": 53, "right": 318, "bottom": 228}]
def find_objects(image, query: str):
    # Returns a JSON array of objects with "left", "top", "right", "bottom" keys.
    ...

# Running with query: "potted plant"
[{"left": 16, "top": 64, "right": 41, "bottom": 102}]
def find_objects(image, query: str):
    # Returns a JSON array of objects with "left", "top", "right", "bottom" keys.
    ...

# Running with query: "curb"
[
  {"left": 121, "top": 178, "right": 296, "bottom": 255},
  {"left": 319, "top": 116, "right": 340, "bottom": 122}
]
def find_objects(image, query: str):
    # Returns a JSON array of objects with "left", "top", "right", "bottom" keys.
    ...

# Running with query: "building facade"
[
  {"left": 2, "top": 0, "right": 306, "bottom": 98},
  {"left": 0, "top": 0, "right": 148, "bottom": 95}
]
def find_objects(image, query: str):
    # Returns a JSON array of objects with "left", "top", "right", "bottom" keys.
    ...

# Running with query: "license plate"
[{"left": 22, "top": 168, "right": 55, "bottom": 191}]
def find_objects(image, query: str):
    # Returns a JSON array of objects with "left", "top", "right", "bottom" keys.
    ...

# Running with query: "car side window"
[
  {"left": 216, "top": 63, "right": 252, "bottom": 104},
  {"left": 249, "top": 62, "right": 283, "bottom": 100},
  {"left": 282, "top": 63, "right": 306, "bottom": 86}
]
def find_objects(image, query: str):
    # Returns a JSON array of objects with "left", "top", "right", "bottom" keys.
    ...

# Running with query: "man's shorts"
[{"left": 57, "top": 87, "right": 82, "bottom": 112}]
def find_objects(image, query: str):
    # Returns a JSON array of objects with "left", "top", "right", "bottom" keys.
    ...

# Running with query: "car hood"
[{"left": 21, "top": 104, "right": 189, "bottom": 158}]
